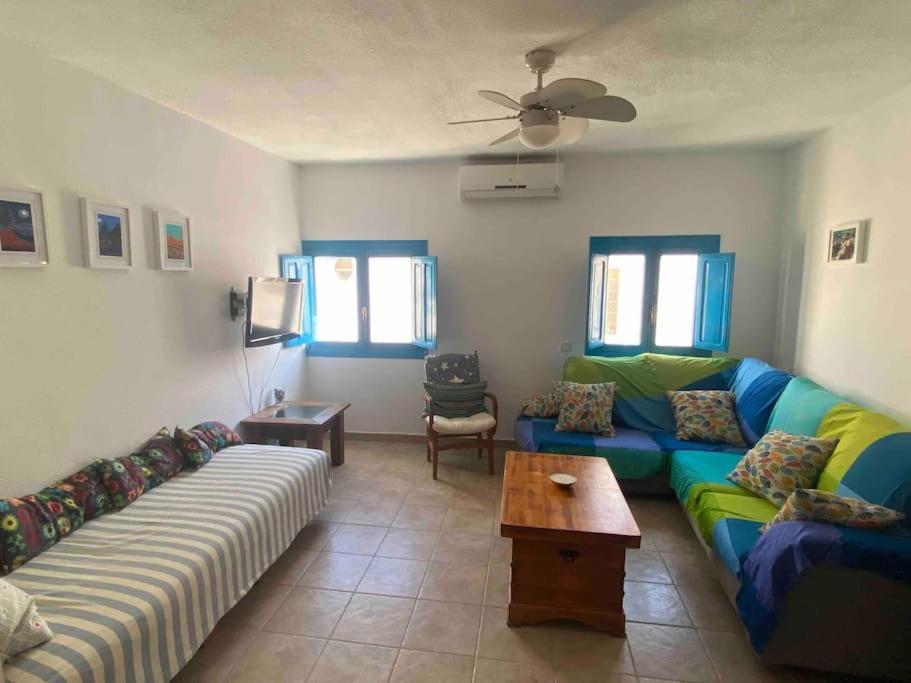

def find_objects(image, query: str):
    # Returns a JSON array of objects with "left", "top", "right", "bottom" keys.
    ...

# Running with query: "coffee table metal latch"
[{"left": 558, "top": 549, "right": 579, "bottom": 563}]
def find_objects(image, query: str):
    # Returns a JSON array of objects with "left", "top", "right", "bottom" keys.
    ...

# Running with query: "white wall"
[
  {"left": 298, "top": 149, "right": 789, "bottom": 434},
  {"left": 0, "top": 41, "right": 305, "bottom": 497},
  {"left": 782, "top": 83, "right": 911, "bottom": 423}
]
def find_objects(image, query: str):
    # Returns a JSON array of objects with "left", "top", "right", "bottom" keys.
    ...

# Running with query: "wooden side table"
[{"left": 240, "top": 401, "right": 350, "bottom": 466}]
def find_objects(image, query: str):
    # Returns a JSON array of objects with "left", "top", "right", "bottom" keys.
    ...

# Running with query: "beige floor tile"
[
  {"left": 404, "top": 484, "right": 456, "bottom": 507},
  {"left": 625, "top": 549, "right": 673, "bottom": 584},
  {"left": 331, "top": 593, "right": 415, "bottom": 646},
  {"left": 329, "top": 477, "right": 372, "bottom": 501},
  {"left": 291, "top": 521, "right": 340, "bottom": 551},
  {"left": 323, "top": 524, "right": 388, "bottom": 555},
  {"left": 393, "top": 503, "right": 447, "bottom": 530},
  {"left": 357, "top": 556, "right": 428, "bottom": 598},
  {"left": 315, "top": 500, "right": 358, "bottom": 522},
  {"left": 259, "top": 548, "right": 319, "bottom": 585},
  {"left": 477, "top": 606, "right": 552, "bottom": 667},
  {"left": 458, "top": 469, "right": 503, "bottom": 490},
  {"left": 342, "top": 501, "right": 402, "bottom": 526},
  {"left": 442, "top": 507, "right": 495, "bottom": 534},
  {"left": 225, "top": 631, "right": 325, "bottom": 682},
  {"left": 419, "top": 561, "right": 487, "bottom": 604},
  {"left": 389, "top": 649, "right": 475, "bottom": 682},
  {"left": 700, "top": 629, "right": 810, "bottom": 682},
  {"left": 661, "top": 551, "right": 715, "bottom": 586},
  {"left": 484, "top": 563, "right": 510, "bottom": 607},
  {"left": 173, "top": 625, "right": 255, "bottom": 682},
  {"left": 555, "top": 674, "right": 637, "bottom": 683},
  {"left": 307, "top": 640, "right": 398, "bottom": 682},
  {"left": 649, "top": 525, "right": 705, "bottom": 553},
  {"left": 298, "top": 552, "right": 372, "bottom": 591},
  {"left": 624, "top": 580, "right": 692, "bottom": 626},
  {"left": 474, "top": 657, "right": 553, "bottom": 683},
  {"left": 549, "top": 623, "right": 636, "bottom": 676},
  {"left": 677, "top": 578, "right": 741, "bottom": 631},
  {"left": 377, "top": 528, "right": 440, "bottom": 561},
  {"left": 489, "top": 536, "right": 512, "bottom": 566},
  {"left": 627, "top": 622, "right": 718, "bottom": 682},
  {"left": 263, "top": 586, "right": 351, "bottom": 637},
  {"left": 402, "top": 599, "right": 482, "bottom": 656},
  {"left": 219, "top": 581, "right": 291, "bottom": 629},
  {"left": 432, "top": 530, "right": 492, "bottom": 565},
  {"left": 449, "top": 486, "right": 500, "bottom": 511}
]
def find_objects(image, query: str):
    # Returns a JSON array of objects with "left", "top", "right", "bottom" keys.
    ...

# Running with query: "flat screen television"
[{"left": 245, "top": 276, "right": 304, "bottom": 347}]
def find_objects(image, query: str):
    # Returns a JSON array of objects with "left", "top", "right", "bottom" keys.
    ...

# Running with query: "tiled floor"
[{"left": 176, "top": 441, "right": 830, "bottom": 683}]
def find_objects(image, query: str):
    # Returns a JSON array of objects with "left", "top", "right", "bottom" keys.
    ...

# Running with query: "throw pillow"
[
  {"left": 727, "top": 430, "right": 838, "bottom": 507},
  {"left": 100, "top": 458, "right": 144, "bottom": 510},
  {"left": 174, "top": 427, "right": 214, "bottom": 468},
  {"left": 520, "top": 389, "right": 561, "bottom": 418},
  {"left": 761, "top": 488, "right": 905, "bottom": 533},
  {"left": 0, "top": 495, "right": 63, "bottom": 576},
  {"left": 190, "top": 421, "right": 243, "bottom": 453},
  {"left": 423, "top": 381, "right": 488, "bottom": 418},
  {"left": 53, "top": 460, "right": 112, "bottom": 521},
  {"left": 554, "top": 382, "right": 616, "bottom": 436},
  {"left": 0, "top": 579, "right": 53, "bottom": 662},
  {"left": 135, "top": 428, "right": 184, "bottom": 481},
  {"left": 667, "top": 390, "right": 746, "bottom": 446}
]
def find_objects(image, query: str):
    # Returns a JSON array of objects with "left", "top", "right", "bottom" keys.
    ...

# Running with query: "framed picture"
[
  {"left": 0, "top": 187, "right": 49, "bottom": 267},
  {"left": 827, "top": 220, "right": 868, "bottom": 264},
  {"left": 82, "top": 199, "right": 132, "bottom": 269},
  {"left": 154, "top": 211, "right": 193, "bottom": 271}
]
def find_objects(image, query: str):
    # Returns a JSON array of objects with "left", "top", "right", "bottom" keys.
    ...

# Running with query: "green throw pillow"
[{"left": 423, "top": 381, "right": 488, "bottom": 418}]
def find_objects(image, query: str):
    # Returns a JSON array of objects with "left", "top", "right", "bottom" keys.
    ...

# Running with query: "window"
[
  {"left": 281, "top": 240, "right": 437, "bottom": 358},
  {"left": 586, "top": 235, "right": 735, "bottom": 357}
]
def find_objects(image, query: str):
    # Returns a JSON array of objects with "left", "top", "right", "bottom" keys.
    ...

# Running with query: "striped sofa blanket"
[{"left": 2, "top": 445, "right": 331, "bottom": 683}]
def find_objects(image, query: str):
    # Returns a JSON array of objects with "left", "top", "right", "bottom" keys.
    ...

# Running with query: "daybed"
[
  {"left": 516, "top": 353, "right": 911, "bottom": 681},
  {"left": 2, "top": 444, "right": 330, "bottom": 683}
]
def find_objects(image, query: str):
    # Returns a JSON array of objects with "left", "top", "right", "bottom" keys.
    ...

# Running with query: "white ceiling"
[{"left": 3, "top": 0, "right": 911, "bottom": 162}]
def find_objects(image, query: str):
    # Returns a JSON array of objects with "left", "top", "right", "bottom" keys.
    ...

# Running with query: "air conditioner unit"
[{"left": 459, "top": 162, "right": 563, "bottom": 200}]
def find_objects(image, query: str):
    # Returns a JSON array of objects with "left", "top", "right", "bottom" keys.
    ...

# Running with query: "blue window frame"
[
  {"left": 292, "top": 240, "right": 436, "bottom": 359},
  {"left": 586, "top": 235, "right": 735, "bottom": 357}
]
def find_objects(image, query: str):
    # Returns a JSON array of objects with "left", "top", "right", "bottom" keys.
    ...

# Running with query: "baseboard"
[{"left": 346, "top": 431, "right": 518, "bottom": 448}]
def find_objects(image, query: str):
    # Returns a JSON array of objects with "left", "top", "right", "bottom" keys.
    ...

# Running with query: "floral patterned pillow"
[
  {"left": 667, "top": 390, "right": 746, "bottom": 446},
  {"left": 520, "top": 389, "right": 562, "bottom": 418},
  {"left": 0, "top": 492, "right": 77, "bottom": 575},
  {"left": 761, "top": 488, "right": 905, "bottom": 533},
  {"left": 100, "top": 458, "right": 145, "bottom": 510},
  {"left": 727, "top": 430, "right": 838, "bottom": 507},
  {"left": 190, "top": 421, "right": 243, "bottom": 453},
  {"left": 174, "top": 427, "right": 214, "bottom": 468},
  {"left": 135, "top": 427, "right": 184, "bottom": 481},
  {"left": 554, "top": 382, "right": 616, "bottom": 436},
  {"left": 53, "top": 459, "right": 112, "bottom": 521}
]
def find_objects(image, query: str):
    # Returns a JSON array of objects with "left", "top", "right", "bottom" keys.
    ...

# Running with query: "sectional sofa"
[{"left": 515, "top": 353, "right": 911, "bottom": 681}]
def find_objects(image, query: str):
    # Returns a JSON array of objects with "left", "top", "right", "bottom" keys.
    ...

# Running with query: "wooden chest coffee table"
[{"left": 499, "top": 451, "right": 641, "bottom": 635}]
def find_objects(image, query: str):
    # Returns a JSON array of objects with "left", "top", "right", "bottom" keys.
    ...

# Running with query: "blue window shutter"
[
  {"left": 412, "top": 256, "right": 437, "bottom": 350},
  {"left": 693, "top": 252, "right": 735, "bottom": 352},
  {"left": 280, "top": 254, "right": 315, "bottom": 347},
  {"left": 587, "top": 254, "right": 608, "bottom": 351}
]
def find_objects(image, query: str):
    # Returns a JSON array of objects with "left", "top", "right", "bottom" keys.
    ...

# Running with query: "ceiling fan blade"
[
  {"left": 478, "top": 90, "right": 524, "bottom": 111},
  {"left": 538, "top": 78, "right": 607, "bottom": 110},
  {"left": 562, "top": 95, "right": 637, "bottom": 122},
  {"left": 448, "top": 115, "right": 519, "bottom": 125},
  {"left": 556, "top": 116, "right": 589, "bottom": 145},
  {"left": 489, "top": 128, "right": 520, "bottom": 146}
]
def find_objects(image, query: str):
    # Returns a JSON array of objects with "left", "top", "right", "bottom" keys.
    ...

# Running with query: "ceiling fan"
[{"left": 448, "top": 48, "right": 636, "bottom": 149}]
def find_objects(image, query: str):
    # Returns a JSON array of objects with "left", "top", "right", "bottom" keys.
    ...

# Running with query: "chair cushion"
[
  {"left": 425, "top": 352, "right": 480, "bottom": 384},
  {"left": 427, "top": 412, "right": 496, "bottom": 435},
  {"left": 554, "top": 381, "right": 616, "bottom": 436},
  {"left": 728, "top": 358, "right": 793, "bottom": 445},
  {"left": 761, "top": 488, "right": 905, "bottom": 533},
  {"left": 424, "top": 381, "right": 487, "bottom": 418},
  {"left": 667, "top": 390, "right": 746, "bottom": 446}
]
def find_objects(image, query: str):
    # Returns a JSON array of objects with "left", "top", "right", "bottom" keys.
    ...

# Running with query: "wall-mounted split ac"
[{"left": 459, "top": 161, "right": 564, "bottom": 200}]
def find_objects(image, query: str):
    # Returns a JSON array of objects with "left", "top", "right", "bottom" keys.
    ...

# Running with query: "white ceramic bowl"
[{"left": 549, "top": 472, "right": 577, "bottom": 488}]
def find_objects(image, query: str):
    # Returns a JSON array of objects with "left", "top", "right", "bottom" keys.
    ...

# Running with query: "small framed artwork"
[
  {"left": 154, "top": 211, "right": 193, "bottom": 271},
  {"left": 827, "top": 220, "right": 868, "bottom": 264},
  {"left": 82, "top": 199, "right": 132, "bottom": 269},
  {"left": 0, "top": 186, "right": 49, "bottom": 267}
]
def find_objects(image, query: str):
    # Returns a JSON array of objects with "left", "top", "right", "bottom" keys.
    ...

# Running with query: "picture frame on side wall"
[
  {"left": 82, "top": 198, "right": 132, "bottom": 269},
  {"left": 0, "top": 186, "right": 49, "bottom": 267},
  {"left": 154, "top": 210, "right": 193, "bottom": 271},
  {"left": 827, "top": 220, "right": 868, "bottom": 264}
]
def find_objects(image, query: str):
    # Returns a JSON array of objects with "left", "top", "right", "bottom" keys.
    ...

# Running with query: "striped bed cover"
[{"left": 2, "top": 445, "right": 331, "bottom": 683}]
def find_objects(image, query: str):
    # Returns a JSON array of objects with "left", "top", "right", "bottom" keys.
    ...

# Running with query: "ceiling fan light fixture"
[{"left": 518, "top": 109, "right": 560, "bottom": 149}]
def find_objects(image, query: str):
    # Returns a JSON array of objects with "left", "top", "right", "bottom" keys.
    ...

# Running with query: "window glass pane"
[
  {"left": 369, "top": 257, "right": 412, "bottom": 343},
  {"left": 314, "top": 256, "right": 359, "bottom": 342},
  {"left": 413, "top": 262, "right": 424, "bottom": 341},
  {"left": 655, "top": 253, "right": 699, "bottom": 347},
  {"left": 589, "top": 259, "right": 605, "bottom": 341},
  {"left": 602, "top": 254, "right": 645, "bottom": 346}
]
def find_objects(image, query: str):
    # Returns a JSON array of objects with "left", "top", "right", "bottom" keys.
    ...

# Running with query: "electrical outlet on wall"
[{"left": 560, "top": 341, "right": 572, "bottom": 353}]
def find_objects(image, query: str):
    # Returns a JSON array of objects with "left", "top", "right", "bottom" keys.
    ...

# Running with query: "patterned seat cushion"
[
  {"left": 135, "top": 427, "right": 184, "bottom": 480},
  {"left": 423, "top": 381, "right": 488, "bottom": 418},
  {"left": 667, "top": 390, "right": 746, "bottom": 446},
  {"left": 52, "top": 460, "right": 112, "bottom": 522},
  {"left": 100, "top": 458, "right": 146, "bottom": 510},
  {"left": 554, "top": 381, "right": 616, "bottom": 436},
  {"left": 760, "top": 488, "right": 905, "bottom": 533},
  {"left": 727, "top": 430, "right": 838, "bottom": 507},
  {"left": 174, "top": 427, "right": 214, "bottom": 468},
  {"left": 426, "top": 412, "right": 496, "bottom": 435},
  {"left": 0, "top": 488, "right": 82, "bottom": 575},
  {"left": 190, "top": 421, "right": 244, "bottom": 453}
]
